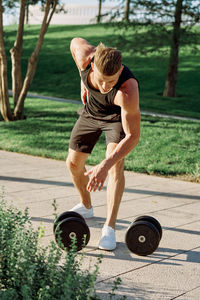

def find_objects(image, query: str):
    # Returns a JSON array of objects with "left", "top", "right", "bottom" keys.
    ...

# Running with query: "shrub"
[
  {"left": 0, "top": 191, "right": 125, "bottom": 299},
  {"left": 0, "top": 191, "right": 102, "bottom": 299}
]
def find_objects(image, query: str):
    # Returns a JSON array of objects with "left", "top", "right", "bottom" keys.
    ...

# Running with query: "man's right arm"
[
  {"left": 70, "top": 37, "right": 96, "bottom": 72},
  {"left": 70, "top": 38, "right": 95, "bottom": 104}
]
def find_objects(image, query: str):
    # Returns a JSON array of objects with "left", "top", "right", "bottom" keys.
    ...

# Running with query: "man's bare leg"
[
  {"left": 105, "top": 143, "right": 125, "bottom": 229},
  {"left": 98, "top": 143, "right": 125, "bottom": 250},
  {"left": 66, "top": 148, "right": 91, "bottom": 209}
]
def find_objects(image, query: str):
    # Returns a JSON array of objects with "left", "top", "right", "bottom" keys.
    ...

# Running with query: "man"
[{"left": 66, "top": 37, "right": 140, "bottom": 251}]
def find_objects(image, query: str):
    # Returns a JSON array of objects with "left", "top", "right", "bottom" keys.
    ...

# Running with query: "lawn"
[
  {"left": 1, "top": 24, "right": 200, "bottom": 182},
  {"left": 4, "top": 24, "right": 200, "bottom": 119},
  {"left": 0, "top": 98, "right": 199, "bottom": 182}
]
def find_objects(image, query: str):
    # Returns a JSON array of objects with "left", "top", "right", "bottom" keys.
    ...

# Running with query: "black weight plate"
[
  {"left": 134, "top": 215, "right": 162, "bottom": 240},
  {"left": 125, "top": 221, "right": 160, "bottom": 256},
  {"left": 54, "top": 217, "right": 90, "bottom": 252},
  {"left": 53, "top": 211, "right": 85, "bottom": 233}
]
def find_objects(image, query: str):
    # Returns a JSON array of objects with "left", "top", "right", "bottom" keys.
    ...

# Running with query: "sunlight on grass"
[
  {"left": 4, "top": 24, "right": 200, "bottom": 118},
  {"left": 0, "top": 98, "right": 199, "bottom": 182}
]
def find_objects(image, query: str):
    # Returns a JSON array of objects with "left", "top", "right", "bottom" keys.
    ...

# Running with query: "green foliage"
[
  {"left": 110, "top": 0, "right": 200, "bottom": 54},
  {"left": 2, "top": 0, "right": 18, "bottom": 11},
  {"left": 0, "top": 191, "right": 126, "bottom": 299},
  {"left": 120, "top": 0, "right": 200, "bottom": 25},
  {"left": 0, "top": 192, "right": 100, "bottom": 299}
]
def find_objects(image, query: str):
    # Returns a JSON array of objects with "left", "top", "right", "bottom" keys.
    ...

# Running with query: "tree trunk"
[
  {"left": 10, "top": 0, "right": 25, "bottom": 108},
  {"left": 97, "top": 0, "right": 102, "bottom": 23},
  {"left": 0, "top": 0, "right": 13, "bottom": 121},
  {"left": 123, "top": 0, "right": 130, "bottom": 22},
  {"left": 1, "top": 0, "right": 58, "bottom": 121},
  {"left": 163, "top": 0, "right": 183, "bottom": 97},
  {"left": 25, "top": 3, "right": 29, "bottom": 24},
  {"left": 13, "top": 0, "right": 58, "bottom": 119}
]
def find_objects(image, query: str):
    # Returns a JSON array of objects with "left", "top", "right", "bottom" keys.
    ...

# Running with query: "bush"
[
  {"left": 0, "top": 191, "right": 125, "bottom": 299},
  {"left": 0, "top": 191, "right": 103, "bottom": 299}
]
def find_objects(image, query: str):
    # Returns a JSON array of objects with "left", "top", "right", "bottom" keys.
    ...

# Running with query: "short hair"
[{"left": 94, "top": 43, "right": 122, "bottom": 76}]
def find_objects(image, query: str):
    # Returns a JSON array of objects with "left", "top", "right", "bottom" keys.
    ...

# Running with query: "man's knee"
[
  {"left": 66, "top": 155, "right": 77, "bottom": 172},
  {"left": 66, "top": 150, "right": 88, "bottom": 175},
  {"left": 66, "top": 156, "right": 81, "bottom": 175}
]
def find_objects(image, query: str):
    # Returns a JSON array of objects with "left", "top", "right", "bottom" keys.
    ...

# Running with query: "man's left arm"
[
  {"left": 85, "top": 79, "right": 140, "bottom": 192},
  {"left": 111, "top": 78, "right": 141, "bottom": 160}
]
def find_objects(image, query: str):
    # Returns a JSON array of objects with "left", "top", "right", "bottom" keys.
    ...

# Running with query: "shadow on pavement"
[{"left": 1, "top": 175, "right": 199, "bottom": 200}]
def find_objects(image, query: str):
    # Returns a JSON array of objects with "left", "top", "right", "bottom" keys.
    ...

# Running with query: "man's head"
[
  {"left": 94, "top": 43, "right": 122, "bottom": 76},
  {"left": 91, "top": 43, "right": 123, "bottom": 94}
]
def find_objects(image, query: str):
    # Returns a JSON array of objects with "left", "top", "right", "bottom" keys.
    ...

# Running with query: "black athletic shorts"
[{"left": 69, "top": 112, "right": 125, "bottom": 154}]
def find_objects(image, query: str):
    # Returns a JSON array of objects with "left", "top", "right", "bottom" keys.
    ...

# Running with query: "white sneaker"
[
  {"left": 69, "top": 203, "right": 94, "bottom": 219},
  {"left": 98, "top": 225, "right": 116, "bottom": 251}
]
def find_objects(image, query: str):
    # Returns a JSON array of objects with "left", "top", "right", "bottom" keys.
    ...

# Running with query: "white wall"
[{"left": 28, "top": 4, "right": 116, "bottom": 25}]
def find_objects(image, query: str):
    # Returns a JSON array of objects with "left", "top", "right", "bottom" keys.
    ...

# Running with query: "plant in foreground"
[{"left": 0, "top": 191, "right": 125, "bottom": 299}]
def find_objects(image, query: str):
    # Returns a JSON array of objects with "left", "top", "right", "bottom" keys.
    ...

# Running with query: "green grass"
[
  {"left": 4, "top": 24, "right": 200, "bottom": 119},
  {"left": 0, "top": 98, "right": 199, "bottom": 182},
  {"left": 1, "top": 24, "right": 200, "bottom": 182}
]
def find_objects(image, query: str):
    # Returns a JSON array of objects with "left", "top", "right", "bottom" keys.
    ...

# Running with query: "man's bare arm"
[
  {"left": 70, "top": 38, "right": 95, "bottom": 104},
  {"left": 70, "top": 37, "right": 96, "bottom": 71},
  {"left": 85, "top": 79, "right": 140, "bottom": 191},
  {"left": 101, "top": 78, "right": 140, "bottom": 169}
]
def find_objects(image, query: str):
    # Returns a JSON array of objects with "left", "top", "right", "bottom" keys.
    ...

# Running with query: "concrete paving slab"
[
  {"left": 0, "top": 150, "right": 199, "bottom": 299},
  {"left": 75, "top": 221, "right": 200, "bottom": 280},
  {"left": 175, "top": 287, "right": 200, "bottom": 300},
  {"left": 6, "top": 186, "right": 77, "bottom": 205},
  {"left": 102, "top": 246, "right": 200, "bottom": 300}
]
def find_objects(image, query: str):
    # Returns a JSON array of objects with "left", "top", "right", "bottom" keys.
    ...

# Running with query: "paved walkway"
[{"left": 0, "top": 150, "right": 200, "bottom": 299}]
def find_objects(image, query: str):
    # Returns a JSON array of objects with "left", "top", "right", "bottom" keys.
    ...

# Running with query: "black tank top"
[{"left": 80, "top": 62, "right": 138, "bottom": 121}]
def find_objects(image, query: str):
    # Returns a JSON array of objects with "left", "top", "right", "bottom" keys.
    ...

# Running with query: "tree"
[
  {"left": 97, "top": 0, "right": 102, "bottom": 23},
  {"left": 163, "top": 0, "right": 185, "bottom": 96},
  {"left": 152, "top": 0, "right": 199, "bottom": 97},
  {"left": 112, "top": 0, "right": 200, "bottom": 97},
  {"left": 0, "top": 0, "right": 58, "bottom": 121},
  {"left": 25, "top": 0, "right": 39, "bottom": 24},
  {"left": 123, "top": 0, "right": 130, "bottom": 22},
  {"left": 97, "top": 0, "right": 106, "bottom": 23}
]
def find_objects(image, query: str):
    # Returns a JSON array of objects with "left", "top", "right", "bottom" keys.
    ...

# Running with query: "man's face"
[{"left": 92, "top": 63, "right": 123, "bottom": 94}]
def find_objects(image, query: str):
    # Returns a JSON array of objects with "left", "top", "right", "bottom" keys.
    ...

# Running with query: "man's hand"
[
  {"left": 81, "top": 80, "right": 90, "bottom": 105},
  {"left": 84, "top": 163, "right": 108, "bottom": 192}
]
